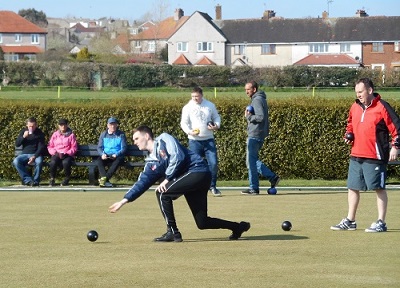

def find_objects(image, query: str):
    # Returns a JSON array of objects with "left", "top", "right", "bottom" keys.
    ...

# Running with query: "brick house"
[{"left": 0, "top": 10, "right": 47, "bottom": 61}]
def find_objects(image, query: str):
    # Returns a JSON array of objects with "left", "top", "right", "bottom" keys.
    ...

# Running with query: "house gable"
[{"left": 168, "top": 11, "right": 227, "bottom": 66}]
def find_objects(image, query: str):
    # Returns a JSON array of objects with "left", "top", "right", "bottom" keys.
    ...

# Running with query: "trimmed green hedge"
[
  {"left": 1, "top": 61, "right": 399, "bottom": 89},
  {"left": 2, "top": 97, "right": 400, "bottom": 182}
]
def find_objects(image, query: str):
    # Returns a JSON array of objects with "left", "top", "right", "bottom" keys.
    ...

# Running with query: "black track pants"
[{"left": 156, "top": 171, "right": 239, "bottom": 234}]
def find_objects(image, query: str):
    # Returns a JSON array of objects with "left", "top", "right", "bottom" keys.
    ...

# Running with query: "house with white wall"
[{"left": 167, "top": 11, "right": 227, "bottom": 66}]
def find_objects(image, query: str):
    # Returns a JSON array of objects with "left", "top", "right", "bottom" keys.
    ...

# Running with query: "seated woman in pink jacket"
[{"left": 47, "top": 119, "right": 78, "bottom": 186}]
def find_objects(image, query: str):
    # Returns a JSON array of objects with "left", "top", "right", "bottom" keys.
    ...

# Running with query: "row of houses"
[{"left": 1, "top": 6, "right": 400, "bottom": 73}]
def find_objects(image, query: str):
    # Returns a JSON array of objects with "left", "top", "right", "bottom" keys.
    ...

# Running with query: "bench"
[{"left": 15, "top": 144, "right": 148, "bottom": 185}]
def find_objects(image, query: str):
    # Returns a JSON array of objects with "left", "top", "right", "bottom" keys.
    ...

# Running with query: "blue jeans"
[
  {"left": 13, "top": 154, "right": 43, "bottom": 184},
  {"left": 189, "top": 139, "right": 218, "bottom": 188},
  {"left": 246, "top": 137, "right": 275, "bottom": 190}
]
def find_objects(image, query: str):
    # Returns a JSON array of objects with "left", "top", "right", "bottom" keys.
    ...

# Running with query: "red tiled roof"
[
  {"left": 113, "top": 33, "right": 130, "bottom": 52},
  {"left": 195, "top": 56, "right": 216, "bottom": 65},
  {"left": 1, "top": 45, "right": 44, "bottom": 53},
  {"left": 294, "top": 54, "right": 359, "bottom": 65},
  {"left": 70, "top": 22, "right": 105, "bottom": 33},
  {"left": 0, "top": 11, "right": 46, "bottom": 33},
  {"left": 131, "top": 16, "right": 189, "bottom": 40},
  {"left": 173, "top": 54, "right": 192, "bottom": 65}
]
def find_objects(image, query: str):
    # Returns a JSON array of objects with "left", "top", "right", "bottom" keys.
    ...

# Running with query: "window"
[
  {"left": 372, "top": 42, "right": 383, "bottom": 52},
  {"left": 0, "top": 33, "right": 2, "bottom": 43},
  {"left": 197, "top": 42, "right": 213, "bottom": 52},
  {"left": 4, "top": 54, "right": 19, "bottom": 62},
  {"left": 340, "top": 43, "right": 351, "bottom": 53},
  {"left": 15, "top": 34, "right": 22, "bottom": 42},
  {"left": 135, "top": 41, "right": 141, "bottom": 48},
  {"left": 309, "top": 43, "right": 329, "bottom": 53},
  {"left": 177, "top": 42, "right": 188, "bottom": 52},
  {"left": 395, "top": 41, "right": 400, "bottom": 52},
  {"left": 148, "top": 41, "right": 155, "bottom": 52},
  {"left": 261, "top": 44, "right": 276, "bottom": 54},
  {"left": 234, "top": 45, "right": 245, "bottom": 55},
  {"left": 31, "top": 34, "right": 39, "bottom": 44}
]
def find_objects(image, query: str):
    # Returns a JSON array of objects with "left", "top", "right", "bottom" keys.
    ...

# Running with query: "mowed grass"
[
  {"left": 3, "top": 87, "right": 400, "bottom": 101},
  {"left": 1, "top": 189, "right": 399, "bottom": 287}
]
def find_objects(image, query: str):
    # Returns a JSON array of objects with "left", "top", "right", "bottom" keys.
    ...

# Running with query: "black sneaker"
[
  {"left": 210, "top": 187, "right": 222, "bottom": 197},
  {"left": 49, "top": 179, "right": 55, "bottom": 187},
  {"left": 241, "top": 189, "right": 259, "bottom": 195},
  {"left": 61, "top": 179, "right": 69, "bottom": 186},
  {"left": 153, "top": 231, "right": 183, "bottom": 242},
  {"left": 270, "top": 176, "right": 280, "bottom": 188},
  {"left": 26, "top": 181, "right": 34, "bottom": 186},
  {"left": 229, "top": 222, "right": 251, "bottom": 240},
  {"left": 32, "top": 182, "right": 39, "bottom": 187}
]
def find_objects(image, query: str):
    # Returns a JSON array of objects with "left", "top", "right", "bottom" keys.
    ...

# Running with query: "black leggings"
[
  {"left": 156, "top": 171, "right": 239, "bottom": 234},
  {"left": 49, "top": 155, "right": 73, "bottom": 179}
]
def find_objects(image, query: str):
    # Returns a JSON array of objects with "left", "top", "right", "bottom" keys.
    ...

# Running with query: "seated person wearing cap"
[
  {"left": 47, "top": 118, "right": 78, "bottom": 186},
  {"left": 96, "top": 117, "right": 127, "bottom": 187}
]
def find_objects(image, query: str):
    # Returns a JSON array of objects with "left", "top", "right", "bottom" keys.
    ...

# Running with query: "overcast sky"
[{"left": 1, "top": 0, "right": 399, "bottom": 22}]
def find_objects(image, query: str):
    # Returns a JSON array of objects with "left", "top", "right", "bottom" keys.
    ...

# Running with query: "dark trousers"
[
  {"left": 96, "top": 156, "right": 124, "bottom": 180},
  {"left": 49, "top": 155, "right": 73, "bottom": 179},
  {"left": 156, "top": 171, "right": 239, "bottom": 234}
]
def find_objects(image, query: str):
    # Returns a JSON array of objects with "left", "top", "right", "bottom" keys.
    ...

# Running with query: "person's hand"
[
  {"left": 389, "top": 146, "right": 398, "bottom": 161},
  {"left": 207, "top": 123, "right": 218, "bottom": 131},
  {"left": 189, "top": 129, "right": 200, "bottom": 136},
  {"left": 101, "top": 154, "right": 108, "bottom": 160},
  {"left": 27, "top": 156, "right": 35, "bottom": 165},
  {"left": 23, "top": 131, "right": 29, "bottom": 138},
  {"left": 156, "top": 179, "right": 169, "bottom": 193},
  {"left": 110, "top": 154, "right": 117, "bottom": 159},
  {"left": 108, "top": 199, "right": 128, "bottom": 213}
]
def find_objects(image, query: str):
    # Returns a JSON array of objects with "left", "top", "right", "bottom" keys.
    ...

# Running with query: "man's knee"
[{"left": 194, "top": 211, "right": 208, "bottom": 230}]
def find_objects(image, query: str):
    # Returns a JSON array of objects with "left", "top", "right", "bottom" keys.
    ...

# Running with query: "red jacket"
[{"left": 346, "top": 93, "right": 400, "bottom": 163}]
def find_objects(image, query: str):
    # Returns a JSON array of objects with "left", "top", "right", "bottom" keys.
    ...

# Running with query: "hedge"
[
  {"left": 1, "top": 61, "right": 399, "bottom": 89},
  {"left": 2, "top": 97, "right": 400, "bottom": 183}
]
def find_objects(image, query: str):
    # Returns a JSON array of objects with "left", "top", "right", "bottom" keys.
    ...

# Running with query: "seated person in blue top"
[
  {"left": 108, "top": 125, "right": 251, "bottom": 242},
  {"left": 13, "top": 117, "right": 46, "bottom": 186},
  {"left": 96, "top": 117, "right": 127, "bottom": 187}
]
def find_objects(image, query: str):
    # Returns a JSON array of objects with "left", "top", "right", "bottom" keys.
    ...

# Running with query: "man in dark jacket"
[
  {"left": 13, "top": 117, "right": 46, "bottom": 186},
  {"left": 241, "top": 81, "right": 280, "bottom": 195},
  {"left": 109, "top": 125, "right": 250, "bottom": 242}
]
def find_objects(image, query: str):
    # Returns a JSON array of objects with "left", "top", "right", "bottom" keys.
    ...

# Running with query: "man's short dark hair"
[
  {"left": 356, "top": 78, "right": 374, "bottom": 90},
  {"left": 133, "top": 125, "right": 154, "bottom": 139},
  {"left": 26, "top": 117, "right": 37, "bottom": 124},
  {"left": 247, "top": 81, "right": 259, "bottom": 91},
  {"left": 192, "top": 86, "right": 203, "bottom": 95}
]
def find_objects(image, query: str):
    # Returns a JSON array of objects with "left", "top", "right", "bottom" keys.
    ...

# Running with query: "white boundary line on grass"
[{"left": 1, "top": 185, "right": 400, "bottom": 192}]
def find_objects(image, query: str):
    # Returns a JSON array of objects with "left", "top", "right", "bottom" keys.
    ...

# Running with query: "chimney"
[
  {"left": 355, "top": 9, "right": 368, "bottom": 17},
  {"left": 174, "top": 8, "right": 184, "bottom": 20},
  {"left": 322, "top": 11, "right": 329, "bottom": 19},
  {"left": 262, "top": 10, "right": 276, "bottom": 20},
  {"left": 215, "top": 4, "right": 222, "bottom": 20}
]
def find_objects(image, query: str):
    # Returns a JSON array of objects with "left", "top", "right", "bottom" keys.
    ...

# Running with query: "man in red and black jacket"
[{"left": 331, "top": 78, "right": 400, "bottom": 233}]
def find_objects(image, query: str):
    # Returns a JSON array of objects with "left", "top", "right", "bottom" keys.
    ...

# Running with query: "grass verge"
[{"left": 0, "top": 190, "right": 399, "bottom": 287}]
